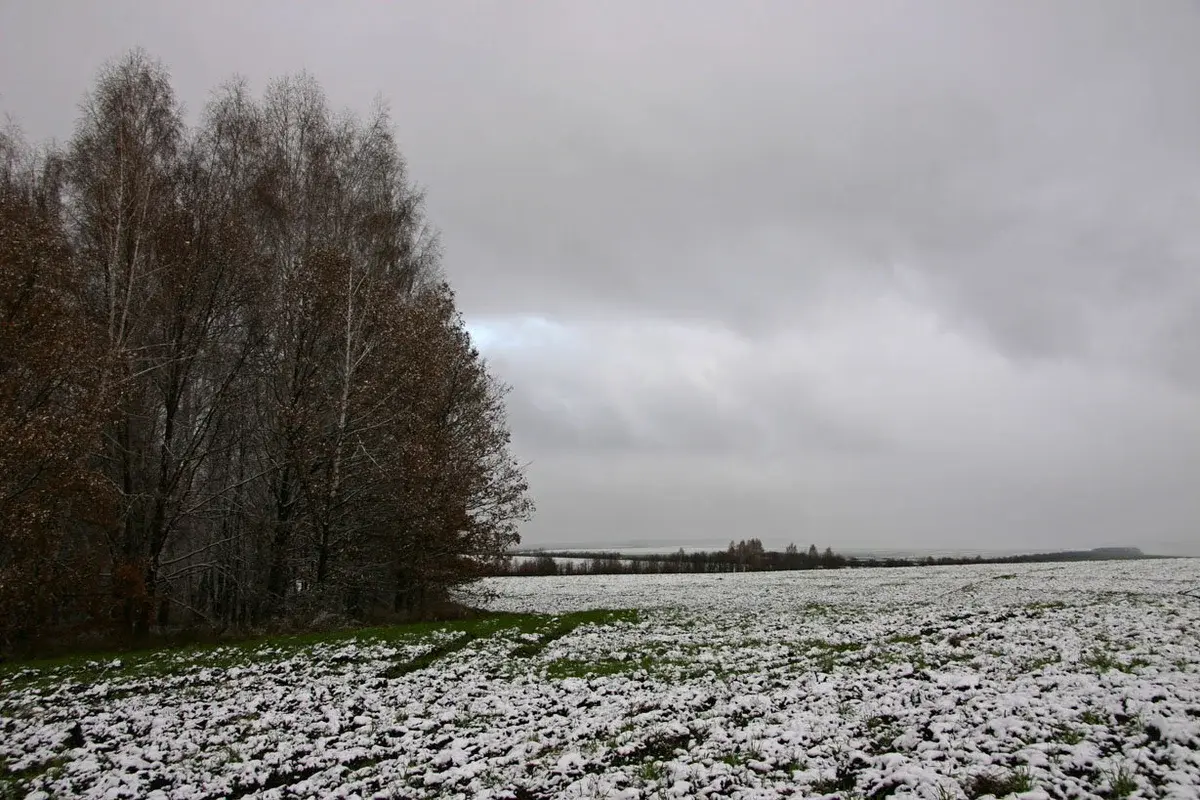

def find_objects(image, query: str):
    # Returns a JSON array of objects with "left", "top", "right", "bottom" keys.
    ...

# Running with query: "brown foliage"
[
  {"left": 0, "top": 51, "right": 534, "bottom": 651},
  {"left": 0, "top": 129, "right": 114, "bottom": 648}
]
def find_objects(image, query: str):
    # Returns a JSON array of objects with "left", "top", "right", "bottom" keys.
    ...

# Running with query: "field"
[{"left": 2, "top": 561, "right": 1199, "bottom": 799}]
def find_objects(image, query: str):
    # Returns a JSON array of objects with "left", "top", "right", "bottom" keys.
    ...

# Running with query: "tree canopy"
[{"left": 0, "top": 50, "right": 532, "bottom": 650}]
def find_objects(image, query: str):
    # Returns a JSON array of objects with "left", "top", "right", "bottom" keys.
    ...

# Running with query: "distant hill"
[{"left": 1087, "top": 547, "right": 1144, "bottom": 557}]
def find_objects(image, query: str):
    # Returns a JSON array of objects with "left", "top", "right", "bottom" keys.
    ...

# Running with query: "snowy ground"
[{"left": 2, "top": 560, "right": 1199, "bottom": 799}]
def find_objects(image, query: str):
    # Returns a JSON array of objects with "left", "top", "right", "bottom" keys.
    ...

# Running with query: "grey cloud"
[
  {"left": 3, "top": 0, "right": 1198, "bottom": 553},
  {"left": 419, "top": 1, "right": 1200, "bottom": 375},
  {"left": 495, "top": 345, "right": 886, "bottom": 459}
]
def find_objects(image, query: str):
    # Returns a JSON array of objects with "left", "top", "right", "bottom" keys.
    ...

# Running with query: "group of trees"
[
  {"left": 499, "top": 540, "right": 850, "bottom": 576},
  {"left": 0, "top": 51, "right": 532, "bottom": 649},
  {"left": 497, "top": 543, "right": 1158, "bottom": 577}
]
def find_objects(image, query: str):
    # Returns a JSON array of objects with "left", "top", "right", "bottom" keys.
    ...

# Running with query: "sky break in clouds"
[{"left": 2, "top": 1, "right": 1198, "bottom": 554}]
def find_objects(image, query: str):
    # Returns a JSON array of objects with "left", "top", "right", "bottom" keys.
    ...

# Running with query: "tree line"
[
  {"left": 499, "top": 539, "right": 849, "bottom": 576},
  {"left": 0, "top": 51, "right": 532, "bottom": 651},
  {"left": 496, "top": 541, "right": 1158, "bottom": 577}
]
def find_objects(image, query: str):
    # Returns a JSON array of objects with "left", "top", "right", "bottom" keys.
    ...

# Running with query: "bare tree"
[{"left": 65, "top": 50, "right": 188, "bottom": 633}]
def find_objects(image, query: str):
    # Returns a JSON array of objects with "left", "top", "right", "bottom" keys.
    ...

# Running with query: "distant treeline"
[
  {"left": 502, "top": 540, "right": 845, "bottom": 576},
  {"left": 494, "top": 541, "right": 1157, "bottom": 577}
]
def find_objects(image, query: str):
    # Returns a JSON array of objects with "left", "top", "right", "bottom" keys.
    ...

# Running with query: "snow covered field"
[{"left": 2, "top": 560, "right": 1199, "bottom": 799}]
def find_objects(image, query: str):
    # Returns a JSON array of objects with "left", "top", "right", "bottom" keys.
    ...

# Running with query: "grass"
[
  {"left": 1053, "top": 724, "right": 1086, "bottom": 745},
  {"left": 1081, "top": 648, "right": 1150, "bottom": 674},
  {"left": 933, "top": 784, "right": 959, "bottom": 800},
  {"left": 803, "top": 638, "right": 865, "bottom": 654},
  {"left": 380, "top": 631, "right": 477, "bottom": 678},
  {"left": 1026, "top": 600, "right": 1068, "bottom": 611},
  {"left": 964, "top": 766, "right": 1034, "bottom": 798},
  {"left": 777, "top": 756, "right": 805, "bottom": 775},
  {"left": 1104, "top": 765, "right": 1138, "bottom": 799},
  {"left": 1019, "top": 652, "right": 1062, "bottom": 673},
  {"left": 1083, "top": 649, "right": 1118, "bottom": 672},
  {"left": 800, "top": 638, "right": 866, "bottom": 673},
  {"left": 1, "top": 609, "right": 640, "bottom": 695},
  {"left": 811, "top": 760, "right": 860, "bottom": 794},
  {"left": 0, "top": 755, "right": 68, "bottom": 799},
  {"left": 0, "top": 593, "right": 1184, "bottom": 798},
  {"left": 511, "top": 609, "right": 640, "bottom": 659},
  {"left": 886, "top": 633, "right": 924, "bottom": 645},
  {"left": 2, "top": 615, "right": 490, "bottom": 677},
  {"left": 637, "top": 761, "right": 664, "bottom": 782},
  {"left": 609, "top": 728, "right": 694, "bottom": 770},
  {"left": 1118, "top": 657, "right": 1150, "bottom": 674},
  {"left": 545, "top": 655, "right": 656, "bottom": 679},
  {"left": 865, "top": 714, "right": 905, "bottom": 754}
]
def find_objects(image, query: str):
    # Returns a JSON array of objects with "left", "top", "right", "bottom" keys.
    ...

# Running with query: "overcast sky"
[{"left": 3, "top": 1, "right": 1198, "bottom": 555}]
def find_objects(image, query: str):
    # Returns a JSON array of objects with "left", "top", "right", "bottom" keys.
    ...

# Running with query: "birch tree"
[{"left": 2, "top": 51, "right": 535, "bottom": 641}]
